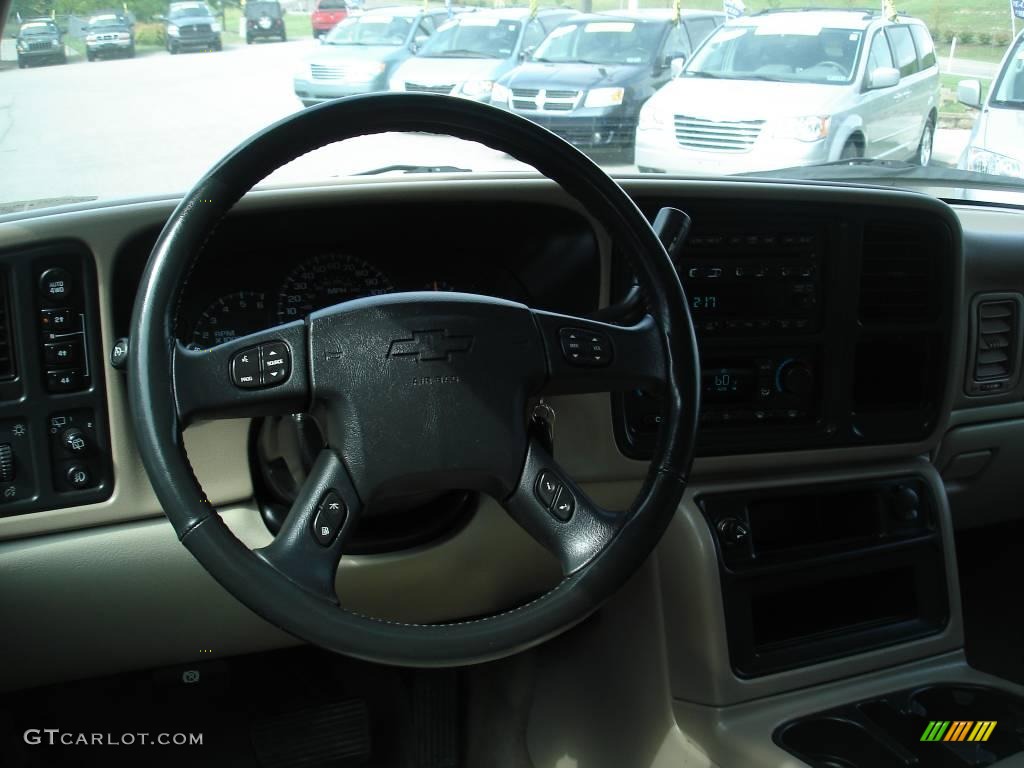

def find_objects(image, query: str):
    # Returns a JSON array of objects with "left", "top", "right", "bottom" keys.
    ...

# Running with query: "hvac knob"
[
  {"left": 0, "top": 444, "right": 13, "bottom": 483},
  {"left": 777, "top": 359, "right": 815, "bottom": 396}
]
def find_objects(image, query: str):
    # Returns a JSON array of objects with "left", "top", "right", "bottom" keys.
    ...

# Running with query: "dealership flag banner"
[{"left": 724, "top": 0, "right": 745, "bottom": 19}]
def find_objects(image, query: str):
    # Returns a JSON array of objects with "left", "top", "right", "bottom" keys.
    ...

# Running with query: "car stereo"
[{"left": 681, "top": 229, "right": 821, "bottom": 335}]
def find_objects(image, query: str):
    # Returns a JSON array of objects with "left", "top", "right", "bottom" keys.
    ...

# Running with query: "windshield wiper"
[
  {"left": 356, "top": 164, "right": 472, "bottom": 176},
  {"left": 432, "top": 49, "right": 492, "bottom": 58}
]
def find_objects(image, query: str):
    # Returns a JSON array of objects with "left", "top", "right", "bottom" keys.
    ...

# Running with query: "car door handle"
[{"left": 893, "top": 91, "right": 911, "bottom": 101}]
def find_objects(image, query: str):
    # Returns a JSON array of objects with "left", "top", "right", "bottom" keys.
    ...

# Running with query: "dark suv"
[
  {"left": 15, "top": 19, "right": 66, "bottom": 68},
  {"left": 163, "top": 1, "right": 222, "bottom": 54},
  {"left": 246, "top": 1, "right": 286, "bottom": 44},
  {"left": 85, "top": 12, "right": 135, "bottom": 61}
]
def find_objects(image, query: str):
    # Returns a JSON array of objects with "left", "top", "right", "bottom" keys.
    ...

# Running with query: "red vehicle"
[{"left": 310, "top": 0, "right": 351, "bottom": 38}]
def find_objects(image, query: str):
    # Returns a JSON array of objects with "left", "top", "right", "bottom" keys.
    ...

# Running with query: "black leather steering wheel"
[{"left": 128, "top": 93, "right": 700, "bottom": 666}]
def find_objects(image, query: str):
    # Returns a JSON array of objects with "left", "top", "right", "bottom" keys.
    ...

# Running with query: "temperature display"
[{"left": 702, "top": 367, "right": 753, "bottom": 403}]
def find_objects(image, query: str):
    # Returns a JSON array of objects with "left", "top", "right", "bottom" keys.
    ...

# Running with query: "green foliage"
[
  {"left": 977, "top": 31, "right": 991, "bottom": 46},
  {"left": 958, "top": 30, "right": 975, "bottom": 44},
  {"left": 134, "top": 20, "right": 164, "bottom": 42}
]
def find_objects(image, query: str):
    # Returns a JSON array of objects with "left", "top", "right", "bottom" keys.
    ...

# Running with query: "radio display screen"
[{"left": 702, "top": 367, "right": 754, "bottom": 404}]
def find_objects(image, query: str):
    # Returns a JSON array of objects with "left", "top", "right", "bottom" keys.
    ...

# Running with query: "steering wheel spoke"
[
  {"left": 532, "top": 309, "right": 666, "bottom": 395},
  {"left": 173, "top": 320, "right": 310, "bottom": 425},
  {"left": 503, "top": 438, "right": 620, "bottom": 576},
  {"left": 254, "top": 448, "right": 360, "bottom": 602}
]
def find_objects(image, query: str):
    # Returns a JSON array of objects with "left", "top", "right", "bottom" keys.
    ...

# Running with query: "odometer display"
[
  {"left": 276, "top": 253, "right": 393, "bottom": 322},
  {"left": 189, "top": 291, "right": 270, "bottom": 350}
]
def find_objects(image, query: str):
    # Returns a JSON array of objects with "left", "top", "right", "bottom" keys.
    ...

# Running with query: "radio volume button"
[{"left": 778, "top": 360, "right": 815, "bottom": 396}]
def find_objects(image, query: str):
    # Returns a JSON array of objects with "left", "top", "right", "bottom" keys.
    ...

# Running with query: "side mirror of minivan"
[
  {"left": 957, "top": 79, "right": 982, "bottom": 109},
  {"left": 670, "top": 56, "right": 686, "bottom": 78},
  {"left": 867, "top": 66, "right": 900, "bottom": 90},
  {"left": 519, "top": 45, "right": 535, "bottom": 62}
]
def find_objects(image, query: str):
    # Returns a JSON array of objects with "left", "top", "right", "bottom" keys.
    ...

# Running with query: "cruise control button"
[
  {"left": 230, "top": 347, "right": 261, "bottom": 388},
  {"left": 260, "top": 341, "right": 291, "bottom": 385},
  {"left": 550, "top": 487, "right": 575, "bottom": 521},
  {"left": 535, "top": 471, "right": 561, "bottom": 508},
  {"left": 311, "top": 491, "right": 347, "bottom": 546}
]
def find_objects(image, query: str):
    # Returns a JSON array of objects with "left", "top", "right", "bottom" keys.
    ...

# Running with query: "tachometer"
[
  {"left": 276, "top": 253, "right": 393, "bottom": 322},
  {"left": 189, "top": 291, "right": 270, "bottom": 350}
]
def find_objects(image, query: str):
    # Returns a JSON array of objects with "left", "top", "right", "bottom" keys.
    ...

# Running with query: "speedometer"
[{"left": 276, "top": 253, "right": 393, "bottom": 323}]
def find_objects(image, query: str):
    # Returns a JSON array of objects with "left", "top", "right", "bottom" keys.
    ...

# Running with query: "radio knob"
[{"left": 778, "top": 360, "right": 815, "bottom": 395}]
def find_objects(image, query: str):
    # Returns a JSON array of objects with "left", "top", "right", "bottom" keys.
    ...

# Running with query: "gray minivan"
[
  {"left": 636, "top": 9, "right": 939, "bottom": 175},
  {"left": 957, "top": 31, "right": 1024, "bottom": 180},
  {"left": 388, "top": 8, "right": 573, "bottom": 103}
]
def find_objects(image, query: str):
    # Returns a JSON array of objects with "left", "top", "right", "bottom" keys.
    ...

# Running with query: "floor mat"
[
  {"left": 956, "top": 519, "right": 1024, "bottom": 685},
  {"left": 0, "top": 646, "right": 461, "bottom": 768}
]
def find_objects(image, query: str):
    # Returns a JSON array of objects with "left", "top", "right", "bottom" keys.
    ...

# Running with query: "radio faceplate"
[{"left": 681, "top": 229, "right": 822, "bottom": 336}]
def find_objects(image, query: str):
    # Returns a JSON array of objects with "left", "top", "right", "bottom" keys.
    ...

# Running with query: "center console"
[{"left": 614, "top": 201, "right": 955, "bottom": 458}]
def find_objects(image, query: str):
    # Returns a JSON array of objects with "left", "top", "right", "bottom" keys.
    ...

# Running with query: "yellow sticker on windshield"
[{"left": 584, "top": 22, "right": 635, "bottom": 33}]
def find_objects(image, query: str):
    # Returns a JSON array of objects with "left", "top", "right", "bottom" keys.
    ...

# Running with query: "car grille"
[
  {"left": 405, "top": 83, "right": 455, "bottom": 95},
  {"left": 510, "top": 88, "right": 581, "bottom": 112},
  {"left": 673, "top": 115, "right": 764, "bottom": 152},
  {"left": 28, "top": 41, "right": 53, "bottom": 51},
  {"left": 178, "top": 23, "right": 211, "bottom": 37},
  {"left": 95, "top": 33, "right": 119, "bottom": 41},
  {"left": 310, "top": 63, "right": 351, "bottom": 80}
]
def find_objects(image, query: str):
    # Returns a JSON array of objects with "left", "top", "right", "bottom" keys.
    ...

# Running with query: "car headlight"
[
  {"left": 388, "top": 76, "right": 404, "bottom": 91},
  {"left": 16, "top": 41, "right": 26, "bottom": 51},
  {"left": 119, "top": 32, "right": 131, "bottom": 40},
  {"left": 775, "top": 115, "right": 830, "bottom": 142},
  {"left": 348, "top": 61, "right": 385, "bottom": 81},
  {"left": 86, "top": 34, "right": 98, "bottom": 43},
  {"left": 211, "top": 22, "right": 222, "bottom": 33},
  {"left": 966, "top": 147, "right": 1023, "bottom": 179},
  {"left": 51, "top": 38, "right": 61, "bottom": 47},
  {"left": 584, "top": 87, "right": 624, "bottom": 109},
  {"left": 460, "top": 80, "right": 494, "bottom": 100},
  {"left": 638, "top": 97, "right": 672, "bottom": 129},
  {"left": 167, "top": 24, "right": 179, "bottom": 36},
  {"left": 491, "top": 83, "right": 511, "bottom": 107}
]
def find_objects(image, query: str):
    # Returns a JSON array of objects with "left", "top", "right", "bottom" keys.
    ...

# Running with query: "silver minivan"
[
  {"left": 958, "top": 31, "right": 1024, "bottom": 180},
  {"left": 388, "top": 8, "right": 572, "bottom": 103},
  {"left": 635, "top": 9, "right": 939, "bottom": 175}
]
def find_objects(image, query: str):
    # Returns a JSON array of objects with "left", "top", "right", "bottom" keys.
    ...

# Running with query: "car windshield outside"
[
  {"left": 168, "top": 3, "right": 213, "bottom": 19},
  {"left": 3, "top": 3, "right": 1024, "bottom": 210},
  {"left": 534, "top": 20, "right": 664, "bottom": 65},
  {"left": 18, "top": 22, "right": 55, "bottom": 35},
  {"left": 418, "top": 16, "right": 522, "bottom": 59},
  {"left": 686, "top": 22, "right": 862, "bottom": 84},
  {"left": 991, "top": 34, "right": 1024, "bottom": 106},
  {"left": 327, "top": 13, "right": 413, "bottom": 46}
]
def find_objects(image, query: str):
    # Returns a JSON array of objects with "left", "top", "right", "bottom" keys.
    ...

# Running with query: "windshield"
[
  {"left": 88, "top": 15, "right": 126, "bottom": 28},
  {"left": 19, "top": 23, "right": 55, "bottom": 36},
  {"left": 991, "top": 35, "right": 1024, "bottom": 108},
  {"left": 687, "top": 23, "right": 862, "bottom": 84},
  {"left": 168, "top": 4, "right": 212, "bottom": 19},
  {"left": 534, "top": 20, "right": 664, "bottom": 65},
  {"left": 326, "top": 14, "right": 413, "bottom": 46},
  {"left": 3, "top": 7, "right": 1024, "bottom": 211},
  {"left": 417, "top": 16, "right": 521, "bottom": 59}
]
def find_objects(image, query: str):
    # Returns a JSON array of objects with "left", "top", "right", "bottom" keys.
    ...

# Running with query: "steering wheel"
[
  {"left": 128, "top": 94, "right": 700, "bottom": 666},
  {"left": 812, "top": 60, "right": 849, "bottom": 78}
]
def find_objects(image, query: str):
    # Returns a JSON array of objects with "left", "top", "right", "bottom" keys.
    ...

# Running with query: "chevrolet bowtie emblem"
[{"left": 388, "top": 329, "right": 473, "bottom": 362}]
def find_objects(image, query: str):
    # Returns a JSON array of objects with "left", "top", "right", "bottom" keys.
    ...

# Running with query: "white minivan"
[
  {"left": 635, "top": 9, "right": 939, "bottom": 175},
  {"left": 958, "top": 31, "right": 1024, "bottom": 180}
]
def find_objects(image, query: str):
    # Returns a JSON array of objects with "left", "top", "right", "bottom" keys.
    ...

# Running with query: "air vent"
[
  {"left": 966, "top": 295, "right": 1022, "bottom": 396},
  {"left": 0, "top": 273, "right": 15, "bottom": 381},
  {"left": 859, "top": 224, "right": 936, "bottom": 322}
]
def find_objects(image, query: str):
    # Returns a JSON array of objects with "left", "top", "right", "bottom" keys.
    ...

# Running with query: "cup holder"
[
  {"left": 776, "top": 685, "right": 1024, "bottom": 768},
  {"left": 777, "top": 717, "right": 910, "bottom": 768}
]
